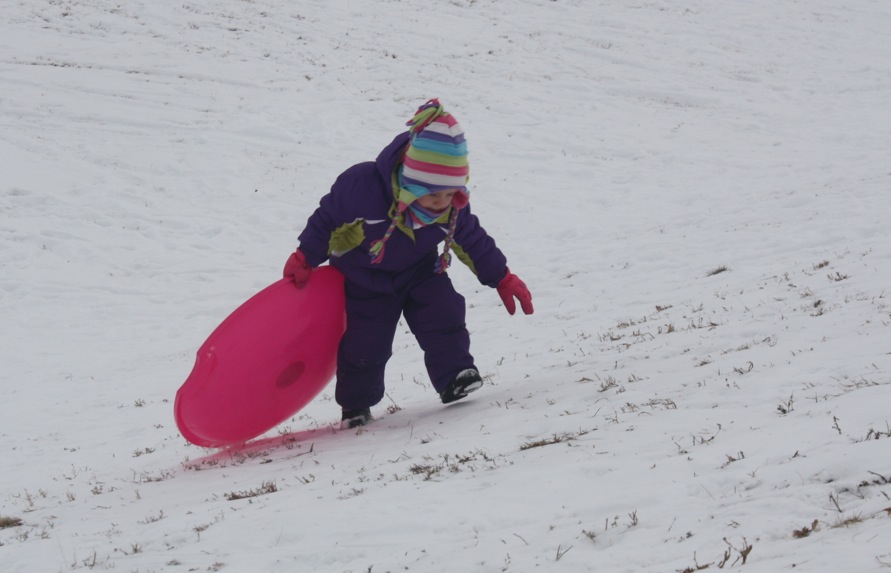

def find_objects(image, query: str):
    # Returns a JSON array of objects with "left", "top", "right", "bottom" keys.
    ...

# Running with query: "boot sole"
[{"left": 442, "top": 379, "right": 483, "bottom": 404}]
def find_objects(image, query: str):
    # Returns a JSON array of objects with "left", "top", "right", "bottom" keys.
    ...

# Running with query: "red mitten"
[
  {"left": 497, "top": 269, "right": 533, "bottom": 315},
  {"left": 283, "top": 249, "right": 312, "bottom": 288}
]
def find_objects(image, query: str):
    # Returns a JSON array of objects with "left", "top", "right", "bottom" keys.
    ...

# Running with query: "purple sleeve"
[
  {"left": 453, "top": 206, "right": 509, "bottom": 288},
  {"left": 297, "top": 166, "right": 366, "bottom": 267}
]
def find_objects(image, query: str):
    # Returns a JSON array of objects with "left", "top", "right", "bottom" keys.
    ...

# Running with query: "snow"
[{"left": 2, "top": 1, "right": 890, "bottom": 571}]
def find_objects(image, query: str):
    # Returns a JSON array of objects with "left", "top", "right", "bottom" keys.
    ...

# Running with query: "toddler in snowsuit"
[{"left": 283, "top": 99, "right": 533, "bottom": 429}]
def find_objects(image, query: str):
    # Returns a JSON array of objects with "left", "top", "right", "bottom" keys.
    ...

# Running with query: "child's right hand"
[{"left": 283, "top": 249, "right": 312, "bottom": 288}]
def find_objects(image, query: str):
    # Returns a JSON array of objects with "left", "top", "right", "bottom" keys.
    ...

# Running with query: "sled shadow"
[{"left": 182, "top": 425, "right": 338, "bottom": 469}]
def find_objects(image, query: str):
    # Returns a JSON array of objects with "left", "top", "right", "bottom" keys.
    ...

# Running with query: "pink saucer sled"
[{"left": 175, "top": 267, "right": 346, "bottom": 448}]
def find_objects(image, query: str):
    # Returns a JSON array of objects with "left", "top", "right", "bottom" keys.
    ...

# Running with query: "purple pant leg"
[
  {"left": 335, "top": 267, "right": 476, "bottom": 409},
  {"left": 334, "top": 282, "right": 403, "bottom": 410},
  {"left": 404, "top": 272, "right": 475, "bottom": 393}
]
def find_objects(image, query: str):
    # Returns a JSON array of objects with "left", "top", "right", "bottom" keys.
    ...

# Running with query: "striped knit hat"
[
  {"left": 401, "top": 98, "right": 470, "bottom": 208},
  {"left": 369, "top": 99, "right": 470, "bottom": 272}
]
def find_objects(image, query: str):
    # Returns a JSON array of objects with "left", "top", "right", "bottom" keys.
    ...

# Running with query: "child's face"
[{"left": 415, "top": 189, "right": 459, "bottom": 212}]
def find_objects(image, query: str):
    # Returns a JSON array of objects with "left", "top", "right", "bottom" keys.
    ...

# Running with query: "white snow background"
[{"left": 2, "top": 1, "right": 890, "bottom": 571}]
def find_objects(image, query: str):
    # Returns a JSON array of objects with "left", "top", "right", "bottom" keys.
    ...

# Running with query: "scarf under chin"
[
  {"left": 405, "top": 198, "right": 450, "bottom": 229},
  {"left": 368, "top": 167, "right": 461, "bottom": 272}
]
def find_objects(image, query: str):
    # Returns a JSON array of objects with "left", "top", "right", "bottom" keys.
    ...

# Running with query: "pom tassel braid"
[
  {"left": 434, "top": 208, "right": 459, "bottom": 274},
  {"left": 406, "top": 98, "right": 445, "bottom": 134},
  {"left": 368, "top": 204, "right": 404, "bottom": 264}
]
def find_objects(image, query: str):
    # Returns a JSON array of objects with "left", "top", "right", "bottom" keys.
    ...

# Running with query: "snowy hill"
[{"left": 2, "top": 1, "right": 890, "bottom": 571}]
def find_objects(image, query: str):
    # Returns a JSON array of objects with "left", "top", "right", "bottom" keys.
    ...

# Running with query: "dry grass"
[
  {"left": 224, "top": 480, "right": 278, "bottom": 501},
  {"left": 0, "top": 515, "right": 24, "bottom": 529}
]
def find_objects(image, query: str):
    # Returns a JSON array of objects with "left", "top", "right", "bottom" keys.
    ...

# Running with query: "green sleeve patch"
[
  {"left": 329, "top": 219, "right": 367, "bottom": 257},
  {"left": 451, "top": 242, "right": 477, "bottom": 275}
]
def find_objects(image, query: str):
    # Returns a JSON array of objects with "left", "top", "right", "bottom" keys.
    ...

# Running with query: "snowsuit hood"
[{"left": 375, "top": 131, "right": 411, "bottom": 192}]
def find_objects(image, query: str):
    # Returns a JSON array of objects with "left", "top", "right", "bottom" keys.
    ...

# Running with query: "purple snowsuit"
[{"left": 297, "top": 132, "right": 508, "bottom": 409}]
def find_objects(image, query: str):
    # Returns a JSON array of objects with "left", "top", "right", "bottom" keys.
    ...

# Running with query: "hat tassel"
[{"left": 434, "top": 208, "right": 459, "bottom": 274}]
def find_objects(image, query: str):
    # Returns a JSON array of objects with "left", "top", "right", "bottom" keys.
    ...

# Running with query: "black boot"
[
  {"left": 341, "top": 407, "right": 373, "bottom": 429},
  {"left": 440, "top": 368, "right": 483, "bottom": 404}
]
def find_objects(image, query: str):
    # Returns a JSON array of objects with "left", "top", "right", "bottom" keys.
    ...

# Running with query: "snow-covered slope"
[{"left": 2, "top": 1, "right": 890, "bottom": 571}]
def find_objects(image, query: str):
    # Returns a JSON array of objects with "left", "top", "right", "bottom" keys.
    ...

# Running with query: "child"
[{"left": 283, "top": 99, "right": 533, "bottom": 429}]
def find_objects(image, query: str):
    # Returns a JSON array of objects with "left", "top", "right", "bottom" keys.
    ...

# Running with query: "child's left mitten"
[{"left": 497, "top": 269, "right": 534, "bottom": 315}]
